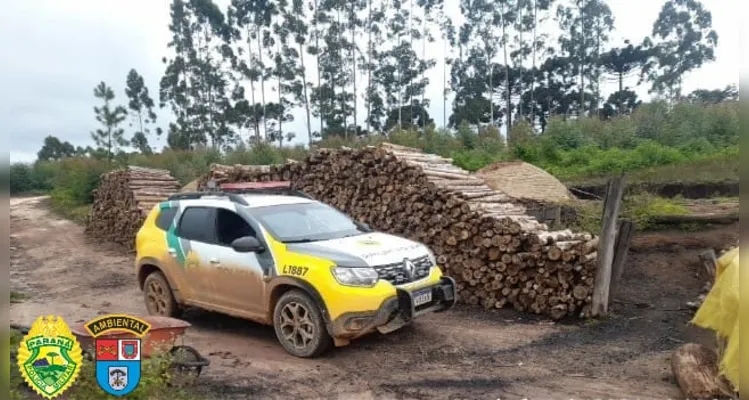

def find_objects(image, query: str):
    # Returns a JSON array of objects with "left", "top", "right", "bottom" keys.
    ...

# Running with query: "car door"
[
  {"left": 171, "top": 206, "right": 219, "bottom": 305},
  {"left": 205, "top": 207, "right": 268, "bottom": 317}
]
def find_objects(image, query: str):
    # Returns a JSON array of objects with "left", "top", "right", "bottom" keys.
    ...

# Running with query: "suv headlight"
[
  {"left": 426, "top": 248, "right": 437, "bottom": 267},
  {"left": 331, "top": 266, "right": 379, "bottom": 287}
]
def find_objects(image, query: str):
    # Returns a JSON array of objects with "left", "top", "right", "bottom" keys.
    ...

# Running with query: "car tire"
[
  {"left": 273, "top": 290, "right": 332, "bottom": 358},
  {"left": 143, "top": 271, "right": 181, "bottom": 318}
]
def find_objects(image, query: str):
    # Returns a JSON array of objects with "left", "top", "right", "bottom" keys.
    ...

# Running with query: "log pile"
[
  {"left": 202, "top": 144, "right": 599, "bottom": 319},
  {"left": 85, "top": 166, "right": 180, "bottom": 250}
]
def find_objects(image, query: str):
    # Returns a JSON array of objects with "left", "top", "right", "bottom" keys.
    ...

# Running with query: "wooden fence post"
[
  {"left": 591, "top": 176, "right": 626, "bottom": 317},
  {"left": 609, "top": 219, "right": 635, "bottom": 303}
]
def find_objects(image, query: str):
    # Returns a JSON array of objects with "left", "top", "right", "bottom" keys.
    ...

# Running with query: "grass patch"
[
  {"left": 10, "top": 292, "right": 26, "bottom": 303},
  {"left": 565, "top": 194, "right": 692, "bottom": 233},
  {"left": 562, "top": 153, "right": 739, "bottom": 187}
]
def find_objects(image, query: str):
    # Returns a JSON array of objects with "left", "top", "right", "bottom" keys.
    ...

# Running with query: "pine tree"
[{"left": 91, "top": 82, "right": 128, "bottom": 162}]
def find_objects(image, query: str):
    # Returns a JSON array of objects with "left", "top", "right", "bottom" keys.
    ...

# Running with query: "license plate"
[{"left": 413, "top": 289, "right": 432, "bottom": 306}]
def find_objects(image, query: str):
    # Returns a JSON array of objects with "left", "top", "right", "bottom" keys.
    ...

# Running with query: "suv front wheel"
[
  {"left": 273, "top": 290, "right": 332, "bottom": 358},
  {"left": 143, "top": 271, "right": 181, "bottom": 318}
]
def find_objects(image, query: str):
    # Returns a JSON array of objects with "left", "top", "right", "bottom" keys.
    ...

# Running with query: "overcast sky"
[{"left": 2, "top": 0, "right": 738, "bottom": 163}]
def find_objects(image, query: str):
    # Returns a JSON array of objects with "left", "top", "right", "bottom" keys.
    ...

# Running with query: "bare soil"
[{"left": 10, "top": 196, "right": 738, "bottom": 399}]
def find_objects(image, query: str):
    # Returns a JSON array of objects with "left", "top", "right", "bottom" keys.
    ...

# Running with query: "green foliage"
[
  {"left": 10, "top": 164, "right": 36, "bottom": 195},
  {"left": 561, "top": 144, "right": 738, "bottom": 186},
  {"left": 13, "top": 99, "right": 739, "bottom": 227},
  {"left": 623, "top": 194, "right": 690, "bottom": 230},
  {"left": 567, "top": 193, "right": 691, "bottom": 233},
  {"left": 46, "top": 158, "right": 113, "bottom": 205}
]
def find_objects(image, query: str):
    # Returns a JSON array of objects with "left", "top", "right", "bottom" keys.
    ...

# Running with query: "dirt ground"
[{"left": 9, "top": 196, "right": 738, "bottom": 400}]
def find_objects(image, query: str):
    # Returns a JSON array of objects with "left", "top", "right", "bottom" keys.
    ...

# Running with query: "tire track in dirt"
[{"left": 10, "top": 196, "right": 698, "bottom": 399}]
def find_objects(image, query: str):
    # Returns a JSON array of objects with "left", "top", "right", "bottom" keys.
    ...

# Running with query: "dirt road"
[{"left": 10, "top": 196, "right": 736, "bottom": 399}]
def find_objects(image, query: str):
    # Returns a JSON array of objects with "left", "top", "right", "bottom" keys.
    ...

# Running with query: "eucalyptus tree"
[
  {"left": 556, "top": 0, "right": 613, "bottom": 115},
  {"left": 161, "top": 0, "right": 237, "bottom": 149},
  {"left": 363, "top": 0, "right": 388, "bottom": 133},
  {"left": 186, "top": 0, "right": 237, "bottom": 149},
  {"left": 346, "top": 0, "right": 366, "bottom": 135},
  {"left": 312, "top": 0, "right": 353, "bottom": 137},
  {"left": 438, "top": 10, "right": 455, "bottom": 128},
  {"left": 160, "top": 0, "right": 199, "bottom": 147},
  {"left": 642, "top": 0, "right": 718, "bottom": 98},
  {"left": 449, "top": 47, "right": 496, "bottom": 129},
  {"left": 459, "top": 0, "right": 501, "bottom": 127},
  {"left": 307, "top": 0, "right": 325, "bottom": 138},
  {"left": 228, "top": 0, "right": 262, "bottom": 141},
  {"left": 526, "top": 0, "right": 554, "bottom": 126},
  {"left": 414, "top": 0, "right": 443, "bottom": 129},
  {"left": 271, "top": 0, "right": 299, "bottom": 145},
  {"left": 124, "top": 68, "right": 161, "bottom": 150},
  {"left": 496, "top": 0, "right": 516, "bottom": 128},
  {"left": 286, "top": 0, "right": 313, "bottom": 143}
]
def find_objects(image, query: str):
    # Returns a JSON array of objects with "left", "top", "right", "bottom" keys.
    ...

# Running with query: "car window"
[
  {"left": 215, "top": 208, "right": 256, "bottom": 246},
  {"left": 155, "top": 207, "right": 178, "bottom": 231},
  {"left": 177, "top": 207, "right": 215, "bottom": 243},
  {"left": 251, "top": 202, "right": 362, "bottom": 243}
]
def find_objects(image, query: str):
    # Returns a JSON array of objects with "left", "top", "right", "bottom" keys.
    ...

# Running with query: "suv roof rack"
[
  {"left": 167, "top": 191, "right": 250, "bottom": 206},
  {"left": 219, "top": 181, "right": 313, "bottom": 199}
]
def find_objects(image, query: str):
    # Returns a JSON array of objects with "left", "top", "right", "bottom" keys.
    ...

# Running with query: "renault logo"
[{"left": 403, "top": 258, "right": 415, "bottom": 280}]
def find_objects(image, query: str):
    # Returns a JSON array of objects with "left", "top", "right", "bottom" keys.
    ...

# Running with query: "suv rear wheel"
[
  {"left": 143, "top": 271, "right": 181, "bottom": 317},
  {"left": 273, "top": 290, "right": 332, "bottom": 358}
]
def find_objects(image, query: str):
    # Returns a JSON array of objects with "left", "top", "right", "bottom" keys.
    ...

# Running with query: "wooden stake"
[
  {"left": 591, "top": 176, "right": 626, "bottom": 317},
  {"left": 609, "top": 219, "right": 635, "bottom": 302}
]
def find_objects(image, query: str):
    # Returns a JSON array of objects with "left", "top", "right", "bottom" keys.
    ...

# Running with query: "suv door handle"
[
  {"left": 209, "top": 258, "right": 220, "bottom": 265},
  {"left": 168, "top": 248, "right": 177, "bottom": 257}
]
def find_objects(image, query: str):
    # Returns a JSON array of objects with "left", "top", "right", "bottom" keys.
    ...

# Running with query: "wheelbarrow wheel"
[
  {"left": 143, "top": 271, "right": 181, "bottom": 318},
  {"left": 166, "top": 345, "right": 209, "bottom": 388}
]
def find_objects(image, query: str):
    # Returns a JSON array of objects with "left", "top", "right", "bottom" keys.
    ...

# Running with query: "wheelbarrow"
[{"left": 67, "top": 316, "right": 210, "bottom": 387}]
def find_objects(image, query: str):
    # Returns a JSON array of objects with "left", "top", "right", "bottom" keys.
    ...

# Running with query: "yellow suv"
[{"left": 135, "top": 185, "right": 456, "bottom": 357}]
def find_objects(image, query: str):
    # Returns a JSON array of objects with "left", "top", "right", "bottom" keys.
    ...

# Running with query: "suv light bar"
[{"left": 221, "top": 181, "right": 292, "bottom": 190}]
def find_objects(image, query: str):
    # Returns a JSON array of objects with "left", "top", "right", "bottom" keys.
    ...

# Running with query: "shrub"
[{"left": 10, "top": 163, "right": 34, "bottom": 195}]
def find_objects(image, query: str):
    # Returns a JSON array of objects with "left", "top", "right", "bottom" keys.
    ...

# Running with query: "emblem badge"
[
  {"left": 84, "top": 314, "right": 151, "bottom": 397},
  {"left": 16, "top": 315, "right": 83, "bottom": 399},
  {"left": 403, "top": 258, "right": 416, "bottom": 280}
]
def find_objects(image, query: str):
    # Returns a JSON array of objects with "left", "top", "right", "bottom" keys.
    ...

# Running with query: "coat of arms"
[
  {"left": 16, "top": 315, "right": 83, "bottom": 399},
  {"left": 84, "top": 314, "right": 151, "bottom": 397}
]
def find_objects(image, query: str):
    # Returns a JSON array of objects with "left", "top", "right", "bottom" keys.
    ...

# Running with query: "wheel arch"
[
  {"left": 266, "top": 277, "right": 333, "bottom": 336},
  {"left": 136, "top": 258, "right": 183, "bottom": 303}
]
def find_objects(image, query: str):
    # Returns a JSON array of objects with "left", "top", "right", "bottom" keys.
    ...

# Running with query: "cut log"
[
  {"left": 671, "top": 343, "right": 734, "bottom": 400},
  {"left": 85, "top": 166, "right": 180, "bottom": 250}
]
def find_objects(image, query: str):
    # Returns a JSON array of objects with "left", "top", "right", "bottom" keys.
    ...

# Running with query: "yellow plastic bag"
[{"left": 691, "top": 247, "right": 739, "bottom": 392}]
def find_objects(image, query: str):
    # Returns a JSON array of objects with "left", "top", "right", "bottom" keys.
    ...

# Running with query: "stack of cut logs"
[
  {"left": 85, "top": 166, "right": 180, "bottom": 250},
  {"left": 203, "top": 143, "right": 599, "bottom": 319}
]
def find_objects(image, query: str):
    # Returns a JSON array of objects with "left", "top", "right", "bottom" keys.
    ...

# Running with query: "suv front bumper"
[{"left": 329, "top": 277, "right": 457, "bottom": 340}]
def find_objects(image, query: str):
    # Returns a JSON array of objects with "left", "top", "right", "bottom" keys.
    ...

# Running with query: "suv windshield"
[{"left": 250, "top": 202, "right": 364, "bottom": 243}]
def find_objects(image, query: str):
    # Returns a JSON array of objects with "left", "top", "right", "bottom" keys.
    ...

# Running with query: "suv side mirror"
[
  {"left": 231, "top": 236, "right": 265, "bottom": 253},
  {"left": 356, "top": 222, "right": 373, "bottom": 232}
]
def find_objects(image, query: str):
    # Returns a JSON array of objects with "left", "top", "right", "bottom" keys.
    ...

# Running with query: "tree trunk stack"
[
  {"left": 85, "top": 166, "right": 181, "bottom": 250},
  {"left": 202, "top": 143, "right": 599, "bottom": 319}
]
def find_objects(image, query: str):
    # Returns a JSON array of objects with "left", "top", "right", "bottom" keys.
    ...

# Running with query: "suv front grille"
[{"left": 373, "top": 255, "right": 432, "bottom": 285}]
